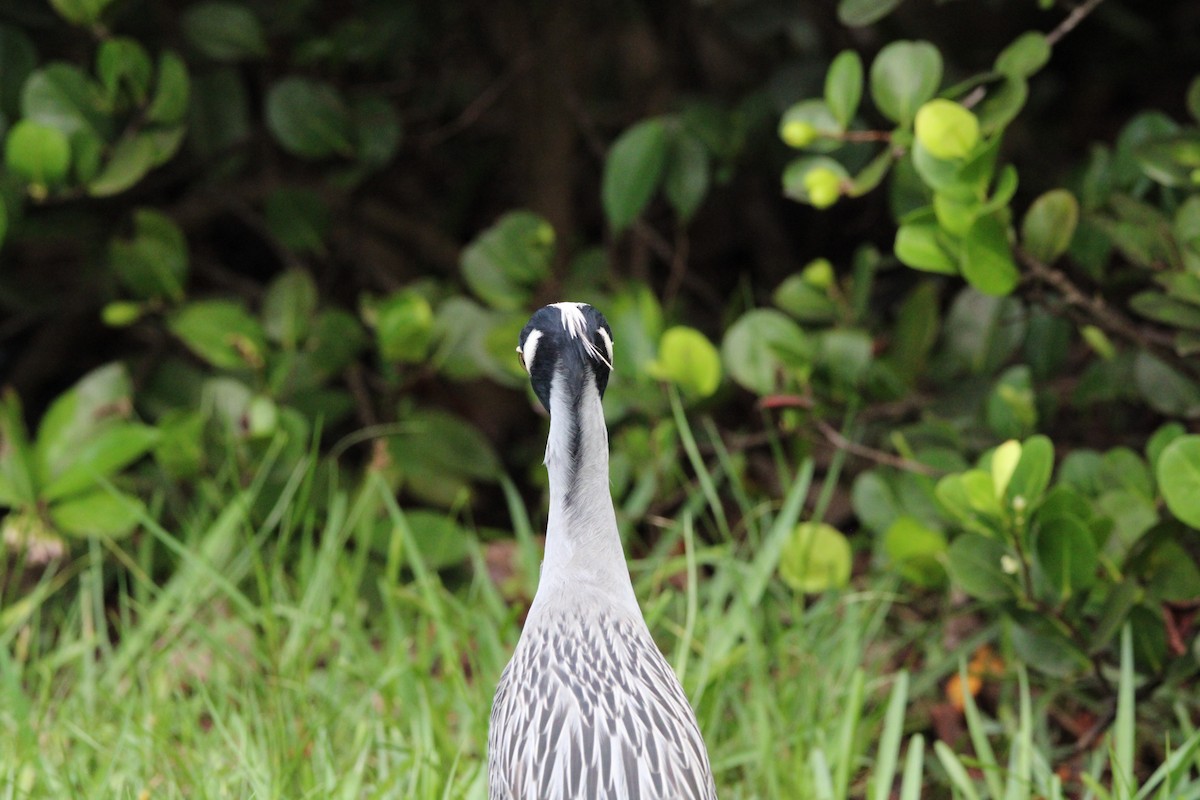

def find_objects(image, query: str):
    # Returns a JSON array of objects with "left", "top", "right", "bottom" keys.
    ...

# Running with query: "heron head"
[{"left": 517, "top": 302, "right": 614, "bottom": 414}]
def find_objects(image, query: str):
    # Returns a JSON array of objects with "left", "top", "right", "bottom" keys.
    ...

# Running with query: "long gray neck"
[{"left": 534, "top": 369, "right": 639, "bottom": 615}]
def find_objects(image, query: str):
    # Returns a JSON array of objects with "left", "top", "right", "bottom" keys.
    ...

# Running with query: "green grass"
[
  {"left": 0, "top": 437, "right": 906, "bottom": 798},
  {"left": 3, "top": 431, "right": 1198, "bottom": 798}
]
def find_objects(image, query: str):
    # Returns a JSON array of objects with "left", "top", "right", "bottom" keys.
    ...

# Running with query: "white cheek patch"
[
  {"left": 595, "top": 326, "right": 614, "bottom": 369},
  {"left": 520, "top": 329, "right": 543, "bottom": 374}
]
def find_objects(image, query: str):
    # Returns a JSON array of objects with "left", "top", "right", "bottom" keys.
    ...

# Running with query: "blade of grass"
[
  {"left": 936, "top": 740, "right": 985, "bottom": 800},
  {"left": 871, "top": 671, "right": 909, "bottom": 800},
  {"left": 744, "top": 458, "right": 814, "bottom": 606},
  {"left": 899, "top": 734, "right": 925, "bottom": 800},
  {"left": 960, "top": 656, "right": 1005, "bottom": 799},
  {"left": 668, "top": 386, "right": 731, "bottom": 541},
  {"left": 1115, "top": 624, "right": 1135, "bottom": 800},
  {"left": 834, "top": 667, "right": 866, "bottom": 799}
]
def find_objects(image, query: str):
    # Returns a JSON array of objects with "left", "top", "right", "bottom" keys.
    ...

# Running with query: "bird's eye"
[{"left": 515, "top": 346, "right": 526, "bottom": 372}]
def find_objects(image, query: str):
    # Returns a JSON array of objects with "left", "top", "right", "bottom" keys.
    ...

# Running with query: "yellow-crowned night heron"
[{"left": 488, "top": 302, "right": 717, "bottom": 799}]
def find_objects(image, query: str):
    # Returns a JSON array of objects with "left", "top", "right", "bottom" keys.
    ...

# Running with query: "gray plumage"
[{"left": 489, "top": 303, "right": 717, "bottom": 800}]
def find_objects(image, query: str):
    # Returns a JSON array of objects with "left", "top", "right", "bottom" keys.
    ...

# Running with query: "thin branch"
[
  {"left": 1016, "top": 246, "right": 1199, "bottom": 379},
  {"left": 415, "top": 52, "right": 535, "bottom": 149},
  {"left": 1046, "top": 0, "right": 1106, "bottom": 47},
  {"left": 963, "top": 0, "right": 1105, "bottom": 111},
  {"left": 760, "top": 395, "right": 939, "bottom": 475},
  {"left": 813, "top": 419, "right": 940, "bottom": 476}
]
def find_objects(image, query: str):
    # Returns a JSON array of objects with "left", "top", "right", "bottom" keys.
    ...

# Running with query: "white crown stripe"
[{"left": 549, "top": 302, "right": 612, "bottom": 369}]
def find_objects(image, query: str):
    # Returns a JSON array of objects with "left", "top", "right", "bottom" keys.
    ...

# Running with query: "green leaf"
[
  {"left": 883, "top": 516, "right": 947, "bottom": 587},
  {"left": 388, "top": 409, "right": 499, "bottom": 507},
  {"left": 1096, "top": 489, "right": 1158, "bottom": 552},
  {"left": 265, "top": 187, "right": 330, "bottom": 255},
  {"left": 0, "top": 25, "right": 38, "bottom": 117},
  {"left": 663, "top": 131, "right": 709, "bottom": 222},
  {"left": 1146, "top": 422, "right": 1185, "bottom": 471},
  {"left": 1133, "top": 132, "right": 1200, "bottom": 187},
  {"left": 869, "top": 40, "right": 942, "bottom": 128},
  {"left": 1134, "top": 352, "right": 1200, "bottom": 417},
  {"left": 848, "top": 148, "right": 895, "bottom": 197},
  {"left": 87, "top": 132, "right": 159, "bottom": 197},
  {"left": 460, "top": 211, "right": 555, "bottom": 311},
  {"left": 773, "top": 273, "right": 839, "bottom": 324},
  {"left": 5, "top": 119, "right": 71, "bottom": 187},
  {"left": 851, "top": 471, "right": 902, "bottom": 534},
  {"left": 819, "top": 328, "right": 873, "bottom": 388},
  {"left": 41, "top": 423, "right": 160, "bottom": 502},
  {"left": 910, "top": 140, "right": 965, "bottom": 192},
  {"left": 182, "top": 2, "right": 269, "bottom": 62},
  {"left": 265, "top": 77, "right": 354, "bottom": 159},
  {"left": 21, "top": 63, "right": 108, "bottom": 139},
  {"left": 937, "top": 469, "right": 1003, "bottom": 527},
  {"left": 146, "top": 51, "right": 190, "bottom": 125},
  {"left": 779, "top": 99, "right": 841, "bottom": 152},
  {"left": 994, "top": 32, "right": 1051, "bottom": 79},
  {"left": 782, "top": 155, "right": 849, "bottom": 206},
  {"left": 975, "top": 75, "right": 1028, "bottom": 133},
  {"left": 914, "top": 100, "right": 979, "bottom": 160},
  {"left": 887, "top": 281, "right": 940, "bottom": 384},
  {"left": 894, "top": 221, "right": 957, "bottom": 275},
  {"left": 375, "top": 290, "right": 435, "bottom": 364},
  {"left": 153, "top": 409, "right": 206, "bottom": 480},
  {"left": 1131, "top": 290, "right": 1200, "bottom": 331},
  {"left": 825, "top": 50, "right": 864, "bottom": 129},
  {"left": 0, "top": 391, "right": 38, "bottom": 507},
  {"left": 780, "top": 522, "right": 852, "bottom": 593},
  {"left": 945, "top": 533, "right": 1016, "bottom": 601},
  {"left": 1020, "top": 188, "right": 1078, "bottom": 264},
  {"left": 168, "top": 300, "right": 268, "bottom": 370},
  {"left": 962, "top": 213, "right": 1019, "bottom": 296},
  {"left": 647, "top": 326, "right": 721, "bottom": 399},
  {"left": 33, "top": 363, "right": 133, "bottom": 481},
  {"left": 944, "top": 288, "right": 1026, "bottom": 373},
  {"left": 1034, "top": 514, "right": 1097, "bottom": 599},
  {"left": 96, "top": 38, "right": 153, "bottom": 103},
  {"left": 392, "top": 510, "right": 473, "bottom": 571},
  {"left": 307, "top": 309, "right": 367, "bottom": 379},
  {"left": 602, "top": 117, "right": 668, "bottom": 233},
  {"left": 109, "top": 208, "right": 188, "bottom": 301},
  {"left": 990, "top": 439, "right": 1021, "bottom": 499},
  {"left": 986, "top": 365, "right": 1036, "bottom": 439},
  {"left": 837, "top": 0, "right": 905, "bottom": 27},
  {"left": 49, "top": 488, "right": 144, "bottom": 538},
  {"left": 720, "top": 309, "right": 812, "bottom": 395},
  {"left": 351, "top": 93, "right": 402, "bottom": 168},
  {"left": 48, "top": 0, "right": 115, "bottom": 26},
  {"left": 1009, "top": 617, "right": 1090, "bottom": 677},
  {"left": 1157, "top": 435, "right": 1200, "bottom": 528},
  {"left": 262, "top": 269, "right": 318, "bottom": 348},
  {"left": 1006, "top": 434, "right": 1053, "bottom": 508}
]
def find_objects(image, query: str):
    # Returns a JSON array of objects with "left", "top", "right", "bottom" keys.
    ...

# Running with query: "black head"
[{"left": 517, "top": 302, "right": 614, "bottom": 413}]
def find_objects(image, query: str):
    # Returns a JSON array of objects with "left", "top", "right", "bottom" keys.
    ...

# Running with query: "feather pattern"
[{"left": 489, "top": 606, "right": 717, "bottom": 800}]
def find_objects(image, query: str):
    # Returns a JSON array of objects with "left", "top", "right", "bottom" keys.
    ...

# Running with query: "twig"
[
  {"left": 415, "top": 53, "right": 535, "bottom": 149},
  {"left": 813, "top": 419, "right": 940, "bottom": 476},
  {"left": 662, "top": 227, "right": 690, "bottom": 308},
  {"left": 760, "top": 395, "right": 940, "bottom": 475},
  {"left": 962, "top": 0, "right": 1105, "bottom": 110},
  {"left": 1046, "top": 0, "right": 1106, "bottom": 47},
  {"left": 1016, "top": 246, "right": 1199, "bottom": 379}
]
